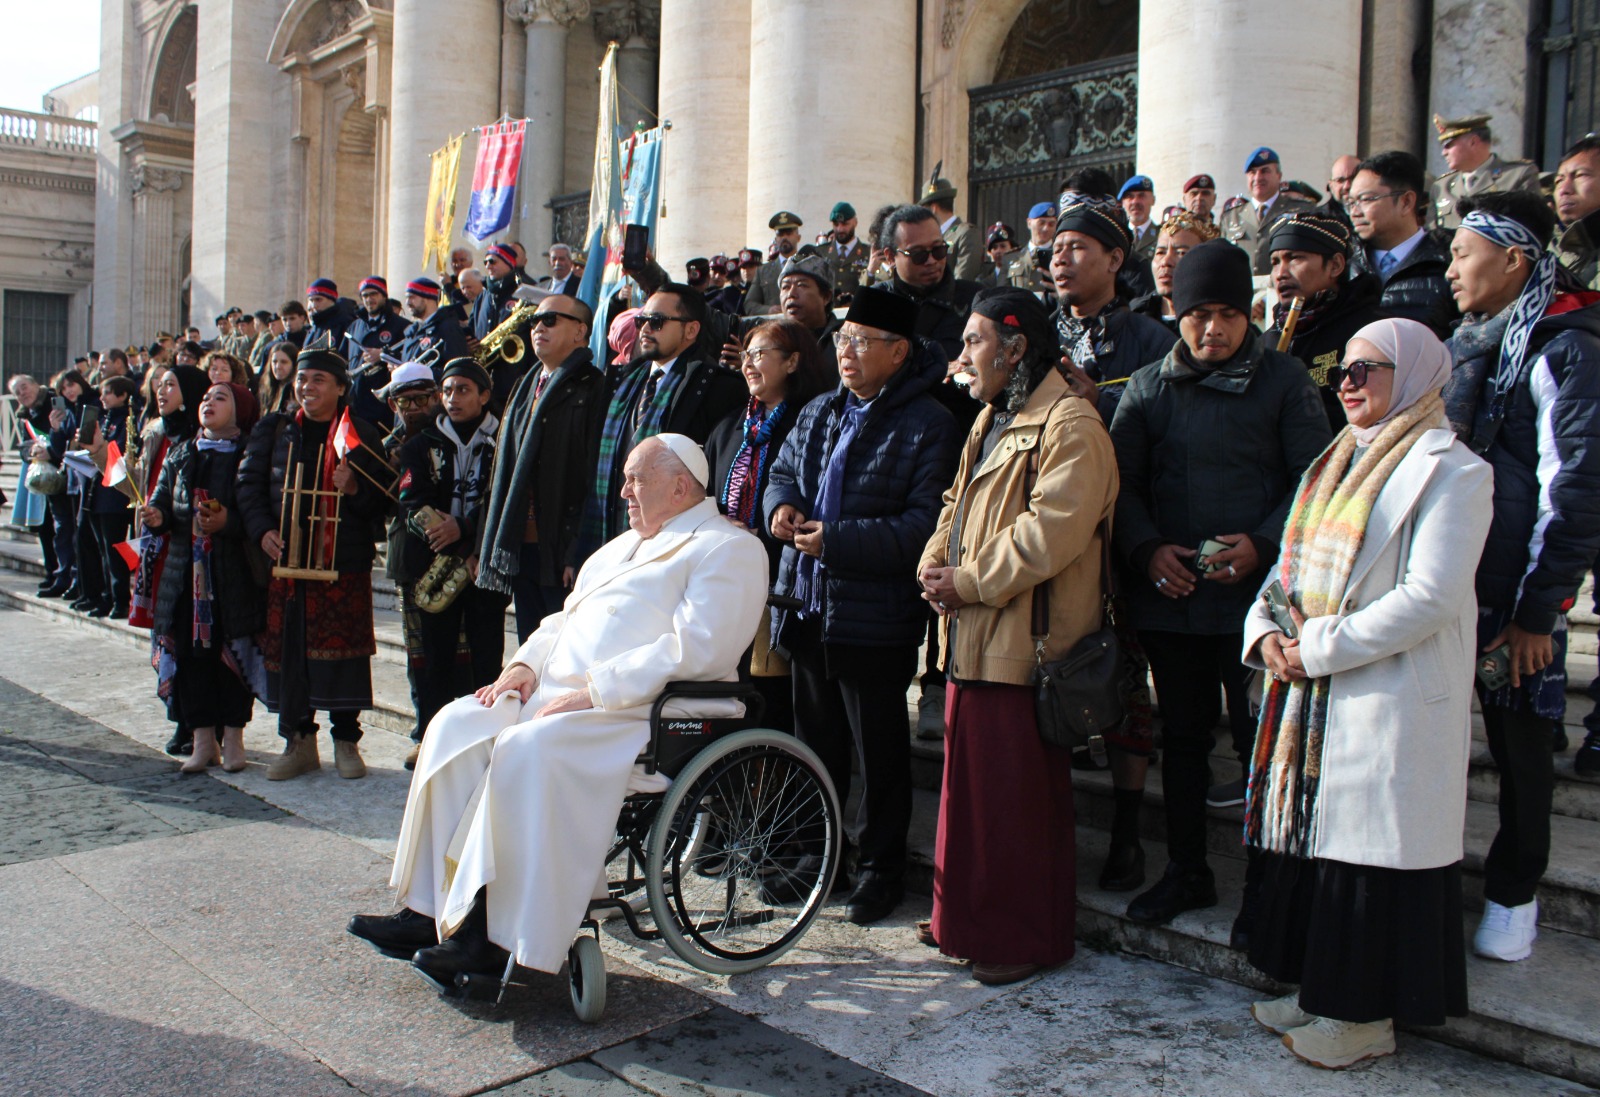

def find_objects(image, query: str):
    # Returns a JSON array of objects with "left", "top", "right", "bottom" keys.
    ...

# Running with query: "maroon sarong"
[{"left": 931, "top": 680, "right": 1076, "bottom": 966}]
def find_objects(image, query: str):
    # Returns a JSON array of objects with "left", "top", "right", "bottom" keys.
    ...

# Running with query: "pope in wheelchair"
[{"left": 349, "top": 435, "right": 770, "bottom": 985}]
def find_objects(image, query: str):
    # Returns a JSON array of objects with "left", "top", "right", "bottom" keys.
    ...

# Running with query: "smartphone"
[
  {"left": 1476, "top": 643, "right": 1513, "bottom": 691},
  {"left": 52, "top": 396, "right": 67, "bottom": 412},
  {"left": 75, "top": 405, "right": 100, "bottom": 445},
  {"left": 1195, "top": 538, "right": 1232, "bottom": 575},
  {"left": 622, "top": 224, "right": 649, "bottom": 271},
  {"left": 1263, "top": 580, "right": 1299, "bottom": 640}
]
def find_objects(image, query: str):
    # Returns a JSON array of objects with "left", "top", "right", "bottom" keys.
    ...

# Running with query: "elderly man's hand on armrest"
[
  {"left": 476, "top": 662, "right": 539, "bottom": 707},
  {"left": 535, "top": 688, "right": 595, "bottom": 718}
]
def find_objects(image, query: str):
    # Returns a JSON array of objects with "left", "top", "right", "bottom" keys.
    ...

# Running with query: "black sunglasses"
[
  {"left": 532, "top": 310, "right": 584, "bottom": 328},
  {"left": 896, "top": 243, "right": 950, "bottom": 264},
  {"left": 1330, "top": 358, "right": 1396, "bottom": 389},
  {"left": 636, "top": 313, "right": 687, "bottom": 331}
]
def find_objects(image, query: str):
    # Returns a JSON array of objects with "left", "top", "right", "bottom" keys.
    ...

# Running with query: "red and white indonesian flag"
[
  {"left": 102, "top": 441, "right": 128, "bottom": 487},
  {"left": 113, "top": 535, "right": 150, "bottom": 571},
  {"left": 332, "top": 408, "right": 362, "bottom": 460}
]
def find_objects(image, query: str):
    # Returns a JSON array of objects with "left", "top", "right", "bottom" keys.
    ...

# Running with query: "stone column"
[
  {"left": 616, "top": 35, "right": 658, "bottom": 131},
  {"left": 129, "top": 163, "right": 186, "bottom": 338},
  {"left": 1136, "top": 0, "right": 1362, "bottom": 203},
  {"left": 508, "top": 0, "right": 590, "bottom": 251},
  {"left": 386, "top": 0, "right": 503, "bottom": 280},
  {"left": 1360, "top": 0, "right": 1427, "bottom": 154},
  {"left": 657, "top": 0, "right": 750, "bottom": 266},
  {"left": 745, "top": 0, "right": 916, "bottom": 247},
  {"left": 1428, "top": 0, "right": 1532, "bottom": 175},
  {"left": 190, "top": 0, "right": 282, "bottom": 330}
]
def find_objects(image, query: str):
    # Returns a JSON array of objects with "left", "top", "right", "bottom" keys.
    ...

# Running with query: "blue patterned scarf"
[
  {"left": 795, "top": 397, "right": 869, "bottom": 617},
  {"left": 1457, "top": 210, "right": 1558, "bottom": 440}
]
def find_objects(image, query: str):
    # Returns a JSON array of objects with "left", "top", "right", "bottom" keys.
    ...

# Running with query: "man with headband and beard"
[{"left": 1443, "top": 190, "right": 1600, "bottom": 964}]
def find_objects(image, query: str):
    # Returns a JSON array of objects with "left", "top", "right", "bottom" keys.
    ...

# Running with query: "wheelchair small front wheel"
[
  {"left": 568, "top": 934, "right": 606, "bottom": 1023},
  {"left": 645, "top": 728, "right": 841, "bottom": 976}
]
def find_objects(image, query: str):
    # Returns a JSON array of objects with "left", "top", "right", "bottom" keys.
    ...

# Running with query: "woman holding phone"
[{"left": 1238, "top": 318, "right": 1491, "bottom": 1068}]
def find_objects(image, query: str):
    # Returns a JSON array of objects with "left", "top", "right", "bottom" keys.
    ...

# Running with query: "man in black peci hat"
[
  {"left": 765, "top": 286, "right": 962, "bottom": 927},
  {"left": 1107, "top": 240, "right": 1330, "bottom": 937},
  {"left": 1263, "top": 211, "right": 1384, "bottom": 430}
]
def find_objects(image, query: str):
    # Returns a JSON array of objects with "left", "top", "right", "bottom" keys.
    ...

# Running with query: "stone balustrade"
[{"left": 0, "top": 107, "right": 98, "bottom": 156}]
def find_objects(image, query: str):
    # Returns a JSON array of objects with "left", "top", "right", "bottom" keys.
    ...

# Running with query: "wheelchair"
[{"left": 433, "top": 680, "right": 843, "bottom": 1022}]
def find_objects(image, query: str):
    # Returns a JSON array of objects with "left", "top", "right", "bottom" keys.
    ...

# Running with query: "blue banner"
[
  {"left": 580, "top": 126, "right": 664, "bottom": 367},
  {"left": 464, "top": 120, "right": 526, "bottom": 242}
]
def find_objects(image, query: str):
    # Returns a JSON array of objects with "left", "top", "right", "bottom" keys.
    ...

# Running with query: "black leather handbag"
[{"left": 1029, "top": 451, "right": 1123, "bottom": 761}]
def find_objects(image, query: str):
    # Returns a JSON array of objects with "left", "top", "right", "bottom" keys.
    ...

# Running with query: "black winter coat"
[
  {"left": 399, "top": 306, "right": 470, "bottom": 368},
  {"left": 1049, "top": 303, "right": 1179, "bottom": 426},
  {"left": 1446, "top": 300, "right": 1600, "bottom": 631},
  {"left": 306, "top": 297, "right": 361, "bottom": 352},
  {"left": 765, "top": 340, "right": 962, "bottom": 649},
  {"left": 149, "top": 439, "right": 267, "bottom": 640},
  {"left": 236, "top": 407, "right": 396, "bottom": 574},
  {"left": 1109, "top": 327, "right": 1334, "bottom": 635},
  {"left": 344, "top": 307, "right": 409, "bottom": 425},
  {"left": 395, "top": 414, "right": 499, "bottom": 583},
  {"left": 1266, "top": 273, "right": 1385, "bottom": 431},
  {"left": 1356, "top": 231, "right": 1459, "bottom": 339}
]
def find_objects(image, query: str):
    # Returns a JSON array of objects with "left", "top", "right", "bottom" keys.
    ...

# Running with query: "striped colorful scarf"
[
  {"left": 579, "top": 361, "right": 681, "bottom": 554},
  {"left": 721, "top": 397, "right": 787, "bottom": 530},
  {"left": 1244, "top": 391, "right": 1446, "bottom": 857},
  {"left": 192, "top": 489, "right": 215, "bottom": 649}
]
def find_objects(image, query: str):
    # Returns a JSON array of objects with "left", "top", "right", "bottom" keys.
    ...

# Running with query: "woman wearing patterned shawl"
[{"left": 1239, "top": 318, "right": 1491, "bottom": 1068}]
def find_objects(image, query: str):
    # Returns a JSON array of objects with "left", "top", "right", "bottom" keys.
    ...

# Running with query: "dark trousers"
[
  {"left": 1481, "top": 704, "right": 1556, "bottom": 907},
  {"left": 788, "top": 616, "right": 916, "bottom": 878},
  {"left": 415, "top": 584, "right": 510, "bottom": 735},
  {"left": 89, "top": 511, "right": 131, "bottom": 610},
  {"left": 511, "top": 541, "right": 569, "bottom": 642},
  {"left": 1139, "top": 629, "right": 1252, "bottom": 869},
  {"left": 920, "top": 611, "right": 945, "bottom": 692},
  {"left": 175, "top": 642, "right": 254, "bottom": 728},
  {"left": 72, "top": 499, "right": 103, "bottom": 604},
  {"left": 34, "top": 519, "right": 57, "bottom": 581},
  {"left": 291, "top": 711, "right": 363, "bottom": 743},
  {"left": 46, "top": 493, "right": 75, "bottom": 586}
]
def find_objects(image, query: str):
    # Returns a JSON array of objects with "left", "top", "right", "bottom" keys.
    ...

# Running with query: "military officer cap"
[
  {"left": 1243, "top": 147, "right": 1280, "bottom": 172},
  {"left": 1267, "top": 210, "right": 1353, "bottom": 258},
  {"left": 1283, "top": 180, "right": 1323, "bottom": 202},
  {"left": 1434, "top": 114, "right": 1492, "bottom": 144},
  {"left": 686, "top": 257, "right": 710, "bottom": 276},
  {"left": 709, "top": 254, "right": 729, "bottom": 272},
  {"left": 1118, "top": 174, "right": 1155, "bottom": 199},
  {"left": 737, "top": 248, "right": 763, "bottom": 268},
  {"left": 769, "top": 210, "right": 803, "bottom": 231},
  {"left": 986, "top": 222, "right": 1016, "bottom": 248},
  {"left": 829, "top": 201, "right": 857, "bottom": 222},
  {"left": 1183, "top": 174, "right": 1216, "bottom": 193},
  {"left": 780, "top": 253, "right": 833, "bottom": 294},
  {"left": 1027, "top": 202, "right": 1056, "bottom": 220},
  {"left": 920, "top": 161, "right": 959, "bottom": 207}
]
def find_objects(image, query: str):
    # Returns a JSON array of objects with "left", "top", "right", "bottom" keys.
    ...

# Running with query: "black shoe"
[
  {"left": 1554, "top": 726, "right": 1571, "bottom": 754},
  {"left": 86, "top": 602, "right": 113, "bottom": 618},
  {"left": 348, "top": 908, "right": 437, "bottom": 956},
  {"left": 1126, "top": 861, "right": 1217, "bottom": 926},
  {"left": 760, "top": 853, "right": 833, "bottom": 904},
  {"left": 37, "top": 582, "right": 70, "bottom": 599},
  {"left": 1576, "top": 736, "right": 1600, "bottom": 776},
  {"left": 1206, "top": 777, "right": 1247, "bottom": 808},
  {"left": 60, "top": 585, "right": 82, "bottom": 603},
  {"left": 846, "top": 871, "right": 904, "bottom": 926},
  {"left": 109, "top": 604, "right": 129, "bottom": 620},
  {"left": 1099, "top": 837, "right": 1146, "bottom": 892},
  {"left": 1230, "top": 915, "right": 1252, "bottom": 953},
  {"left": 412, "top": 924, "right": 510, "bottom": 980},
  {"left": 164, "top": 729, "right": 194, "bottom": 756}
]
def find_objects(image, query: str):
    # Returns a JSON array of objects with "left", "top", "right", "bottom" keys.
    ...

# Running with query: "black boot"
[
  {"left": 1126, "top": 861, "right": 1217, "bottom": 926},
  {"left": 349, "top": 908, "right": 437, "bottom": 956},
  {"left": 846, "top": 870, "right": 904, "bottom": 925},
  {"left": 1099, "top": 788, "right": 1146, "bottom": 892},
  {"left": 164, "top": 725, "right": 194, "bottom": 756},
  {"left": 412, "top": 892, "right": 510, "bottom": 979}
]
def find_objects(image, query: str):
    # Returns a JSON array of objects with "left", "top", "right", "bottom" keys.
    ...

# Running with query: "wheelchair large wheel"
[{"left": 644, "top": 729, "right": 841, "bottom": 976}]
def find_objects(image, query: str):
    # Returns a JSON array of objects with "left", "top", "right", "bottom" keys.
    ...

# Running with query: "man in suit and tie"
[
  {"left": 821, "top": 202, "right": 871, "bottom": 305},
  {"left": 540, "top": 243, "right": 581, "bottom": 295},
  {"left": 1217, "top": 147, "right": 1316, "bottom": 274},
  {"left": 1119, "top": 175, "right": 1160, "bottom": 264},
  {"left": 1348, "top": 150, "right": 1458, "bottom": 338}
]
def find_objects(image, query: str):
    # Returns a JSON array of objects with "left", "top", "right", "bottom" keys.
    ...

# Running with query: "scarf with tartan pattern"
[{"left": 579, "top": 360, "right": 683, "bottom": 553}]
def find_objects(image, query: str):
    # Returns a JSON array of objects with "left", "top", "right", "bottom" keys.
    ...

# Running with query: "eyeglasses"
[
  {"left": 637, "top": 313, "right": 687, "bottom": 331},
  {"left": 393, "top": 394, "right": 434, "bottom": 409},
  {"left": 532, "top": 310, "right": 584, "bottom": 328},
  {"left": 740, "top": 347, "right": 786, "bottom": 363},
  {"left": 895, "top": 243, "right": 950, "bottom": 264},
  {"left": 1346, "top": 191, "right": 1402, "bottom": 210},
  {"left": 1330, "top": 358, "right": 1396, "bottom": 389},
  {"left": 833, "top": 332, "right": 904, "bottom": 354}
]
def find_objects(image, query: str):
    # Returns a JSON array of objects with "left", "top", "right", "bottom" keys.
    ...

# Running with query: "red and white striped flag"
[
  {"left": 102, "top": 441, "right": 128, "bottom": 487},
  {"left": 332, "top": 408, "right": 362, "bottom": 460},
  {"left": 113, "top": 535, "right": 149, "bottom": 572}
]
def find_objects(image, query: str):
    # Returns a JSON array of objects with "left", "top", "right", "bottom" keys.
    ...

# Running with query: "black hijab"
[{"left": 161, "top": 365, "right": 209, "bottom": 441}]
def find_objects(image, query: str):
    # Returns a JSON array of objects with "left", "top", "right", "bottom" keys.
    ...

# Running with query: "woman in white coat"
[{"left": 1239, "top": 318, "right": 1492, "bottom": 1069}]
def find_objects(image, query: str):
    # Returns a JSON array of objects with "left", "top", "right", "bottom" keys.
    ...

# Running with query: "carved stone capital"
[
  {"left": 130, "top": 163, "right": 184, "bottom": 197},
  {"left": 592, "top": 0, "right": 656, "bottom": 45},
  {"left": 506, "top": 0, "right": 591, "bottom": 28}
]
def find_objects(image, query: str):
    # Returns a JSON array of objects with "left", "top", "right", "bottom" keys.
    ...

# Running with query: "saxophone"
[{"left": 474, "top": 300, "right": 538, "bottom": 370}]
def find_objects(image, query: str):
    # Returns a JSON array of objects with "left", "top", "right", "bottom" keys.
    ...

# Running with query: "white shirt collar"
[
  {"left": 939, "top": 214, "right": 959, "bottom": 234},
  {"left": 1254, "top": 195, "right": 1277, "bottom": 217}
]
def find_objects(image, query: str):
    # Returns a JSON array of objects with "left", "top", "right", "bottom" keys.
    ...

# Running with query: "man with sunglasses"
[
  {"left": 1348, "top": 151, "right": 1458, "bottom": 339},
  {"left": 398, "top": 276, "right": 469, "bottom": 370},
  {"left": 579, "top": 284, "right": 746, "bottom": 562},
  {"left": 476, "top": 295, "right": 609, "bottom": 642},
  {"left": 919, "top": 170, "right": 983, "bottom": 282},
  {"left": 1263, "top": 212, "right": 1384, "bottom": 430}
]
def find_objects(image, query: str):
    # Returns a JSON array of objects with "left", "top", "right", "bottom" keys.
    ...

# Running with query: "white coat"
[
  {"left": 1242, "top": 428, "right": 1493, "bottom": 870},
  {"left": 390, "top": 497, "right": 768, "bottom": 972}
]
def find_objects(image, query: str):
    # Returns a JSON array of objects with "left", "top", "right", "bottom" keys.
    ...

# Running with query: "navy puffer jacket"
[
  {"left": 765, "top": 338, "right": 961, "bottom": 648},
  {"left": 1446, "top": 299, "right": 1600, "bottom": 632}
]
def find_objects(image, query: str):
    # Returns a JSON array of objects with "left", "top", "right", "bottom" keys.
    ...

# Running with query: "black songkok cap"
[
  {"left": 971, "top": 287, "right": 1056, "bottom": 363},
  {"left": 1054, "top": 196, "right": 1133, "bottom": 254},
  {"left": 1268, "top": 210, "right": 1353, "bottom": 259},
  {"left": 1170, "top": 240, "right": 1254, "bottom": 319},
  {"left": 844, "top": 286, "right": 919, "bottom": 341},
  {"left": 295, "top": 347, "right": 350, "bottom": 387}
]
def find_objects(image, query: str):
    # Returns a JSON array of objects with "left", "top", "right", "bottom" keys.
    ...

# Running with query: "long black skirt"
[{"left": 1248, "top": 851, "right": 1468, "bottom": 1026}]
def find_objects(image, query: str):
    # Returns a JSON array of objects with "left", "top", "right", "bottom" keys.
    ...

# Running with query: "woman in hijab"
[
  {"left": 141, "top": 383, "right": 266, "bottom": 773},
  {"left": 1238, "top": 318, "right": 1492, "bottom": 1069}
]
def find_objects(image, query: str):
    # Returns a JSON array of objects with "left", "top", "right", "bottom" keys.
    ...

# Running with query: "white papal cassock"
[{"left": 390, "top": 498, "right": 768, "bottom": 973}]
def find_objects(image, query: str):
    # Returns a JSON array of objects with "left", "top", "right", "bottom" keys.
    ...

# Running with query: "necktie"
[
  {"left": 533, "top": 369, "right": 551, "bottom": 403},
  {"left": 634, "top": 368, "right": 662, "bottom": 431},
  {"left": 1377, "top": 251, "right": 1399, "bottom": 278}
]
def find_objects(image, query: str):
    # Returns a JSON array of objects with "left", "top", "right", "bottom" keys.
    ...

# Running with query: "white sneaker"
[
  {"left": 1283, "top": 1016, "right": 1396, "bottom": 1069},
  {"left": 1251, "top": 991, "right": 1314, "bottom": 1034},
  {"left": 1474, "top": 898, "right": 1538, "bottom": 962}
]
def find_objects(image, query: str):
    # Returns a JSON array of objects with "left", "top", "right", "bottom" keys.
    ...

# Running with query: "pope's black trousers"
[{"left": 786, "top": 614, "right": 916, "bottom": 880}]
